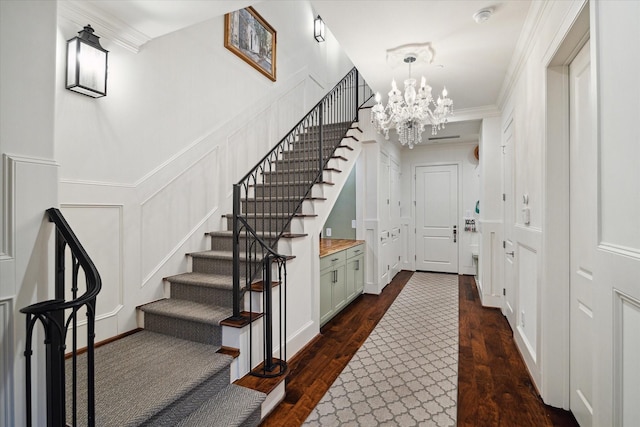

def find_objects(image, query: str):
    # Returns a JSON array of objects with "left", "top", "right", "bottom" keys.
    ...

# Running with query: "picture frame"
[{"left": 224, "top": 7, "right": 277, "bottom": 81}]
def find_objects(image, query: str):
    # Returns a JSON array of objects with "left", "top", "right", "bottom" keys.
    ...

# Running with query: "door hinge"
[
  {"left": 503, "top": 288, "right": 506, "bottom": 296},
  {"left": 415, "top": 254, "right": 417, "bottom": 261},
  {"left": 387, "top": 199, "right": 390, "bottom": 205},
  {"left": 503, "top": 241, "right": 506, "bottom": 249},
  {"left": 502, "top": 193, "right": 506, "bottom": 201}
]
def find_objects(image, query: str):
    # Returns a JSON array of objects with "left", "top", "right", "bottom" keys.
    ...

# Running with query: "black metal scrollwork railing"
[
  {"left": 233, "top": 67, "right": 373, "bottom": 377},
  {"left": 21, "top": 207, "right": 102, "bottom": 427}
]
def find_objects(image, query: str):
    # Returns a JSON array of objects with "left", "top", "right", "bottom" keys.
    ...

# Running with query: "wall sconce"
[
  {"left": 314, "top": 15, "right": 326, "bottom": 42},
  {"left": 66, "top": 25, "right": 108, "bottom": 98}
]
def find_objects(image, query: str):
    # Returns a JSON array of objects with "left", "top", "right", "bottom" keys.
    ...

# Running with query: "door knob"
[{"left": 506, "top": 251, "right": 515, "bottom": 257}]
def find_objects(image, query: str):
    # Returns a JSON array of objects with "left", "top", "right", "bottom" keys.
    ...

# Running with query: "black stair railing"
[
  {"left": 232, "top": 67, "right": 373, "bottom": 377},
  {"left": 20, "top": 207, "right": 102, "bottom": 427}
]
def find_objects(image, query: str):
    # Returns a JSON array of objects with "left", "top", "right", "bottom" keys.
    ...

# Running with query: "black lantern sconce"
[
  {"left": 314, "top": 15, "right": 325, "bottom": 43},
  {"left": 66, "top": 25, "right": 108, "bottom": 98}
]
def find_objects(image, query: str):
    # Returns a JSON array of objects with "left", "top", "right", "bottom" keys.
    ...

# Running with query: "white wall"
[
  {"left": 478, "top": 116, "right": 502, "bottom": 306},
  {"left": 358, "top": 117, "right": 403, "bottom": 294},
  {"left": 54, "top": 1, "right": 354, "bottom": 342},
  {"left": 0, "top": 2, "right": 59, "bottom": 425},
  {"left": 485, "top": 2, "right": 640, "bottom": 423},
  {"left": 488, "top": 0, "right": 585, "bottom": 402},
  {"left": 400, "top": 141, "right": 480, "bottom": 276}
]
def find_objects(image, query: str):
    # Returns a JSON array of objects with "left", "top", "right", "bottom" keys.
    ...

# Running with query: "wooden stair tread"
[
  {"left": 220, "top": 311, "right": 264, "bottom": 328},
  {"left": 234, "top": 359, "right": 289, "bottom": 395}
]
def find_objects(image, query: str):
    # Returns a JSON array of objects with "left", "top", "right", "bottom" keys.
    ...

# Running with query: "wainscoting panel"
[
  {"left": 0, "top": 298, "right": 13, "bottom": 426},
  {"left": 615, "top": 290, "right": 640, "bottom": 426},
  {"left": 60, "top": 204, "right": 123, "bottom": 347},
  {"left": 517, "top": 243, "right": 538, "bottom": 359},
  {"left": 478, "top": 220, "right": 502, "bottom": 307},
  {"left": 140, "top": 148, "right": 219, "bottom": 281}
]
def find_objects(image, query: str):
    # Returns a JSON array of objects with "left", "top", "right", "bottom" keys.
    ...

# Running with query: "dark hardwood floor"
[{"left": 261, "top": 271, "right": 578, "bottom": 426}]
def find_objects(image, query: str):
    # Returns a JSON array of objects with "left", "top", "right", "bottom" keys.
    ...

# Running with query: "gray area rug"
[{"left": 304, "top": 272, "right": 458, "bottom": 426}]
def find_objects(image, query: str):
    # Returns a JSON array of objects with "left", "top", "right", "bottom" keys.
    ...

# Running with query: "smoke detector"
[{"left": 473, "top": 8, "right": 493, "bottom": 24}]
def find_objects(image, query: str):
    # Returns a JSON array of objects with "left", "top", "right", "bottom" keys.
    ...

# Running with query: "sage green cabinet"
[
  {"left": 347, "top": 254, "right": 364, "bottom": 300},
  {"left": 320, "top": 243, "right": 364, "bottom": 326}
]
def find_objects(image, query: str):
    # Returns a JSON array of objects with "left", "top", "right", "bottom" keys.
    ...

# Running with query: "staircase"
[{"left": 22, "top": 68, "right": 372, "bottom": 427}]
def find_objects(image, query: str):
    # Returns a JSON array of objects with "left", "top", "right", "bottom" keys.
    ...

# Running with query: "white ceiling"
[{"left": 63, "top": 0, "right": 532, "bottom": 144}]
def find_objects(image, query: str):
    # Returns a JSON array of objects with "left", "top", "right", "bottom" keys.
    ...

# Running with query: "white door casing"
[
  {"left": 569, "top": 39, "right": 595, "bottom": 427},
  {"left": 502, "top": 119, "right": 517, "bottom": 329},
  {"left": 415, "top": 164, "right": 459, "bottom": 273}
]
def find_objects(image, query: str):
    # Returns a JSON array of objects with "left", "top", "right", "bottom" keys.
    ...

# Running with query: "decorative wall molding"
[
  {"left": 58, "top": 0, "right": 151, "bottom": 53},
  {"left": 599, "top": 242, "right": 640, "bottom": 261},
  {"left": 0, "top": 298, "right": 13, "bottom": 427},
  {"left": 140, "top": 205, "right": 219, "bottom": 288},
  {"left": 59, "top": 204, "right": 124, "bottom": 323},
  {"left": 58, "top": 179, "right": 136, "bottom": 189},
  {"left": 613, "top": 289, "right": 640, "bottom": 426},
  {"left": 2, "top": 155, "right": 59, "bottom": 261}
]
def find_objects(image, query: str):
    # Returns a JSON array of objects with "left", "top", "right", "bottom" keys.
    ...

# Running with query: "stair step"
[
  {"left": 206, "top": 230, "right": 306, "bottom": 253},
  {"left": 139, "top": 299, "right": 231, "bottom": 345},
  {"left": 66, "top": 330, "right": 234, "bottom": 426},
  {"left": 166, "top": 272, "right": 235, "bottom": 306},
  {"left": 176, "top": 384, "right": 265, "bottom": 427},
  {"left": 207, "top": 230, "right": 308, "bottom": 239},
  {"left": 190, "top": 250, "right": 261, "bottom": 276},
  {"left": 166, "top": 272, "right": 233, "bottom": 290}
]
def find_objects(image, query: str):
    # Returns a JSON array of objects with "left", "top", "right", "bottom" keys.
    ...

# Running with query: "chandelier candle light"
[{"left": 371, "top": 54, "right": 453, "bottom": 148}]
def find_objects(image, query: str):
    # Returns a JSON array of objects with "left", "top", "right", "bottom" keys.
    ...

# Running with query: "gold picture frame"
[{"left": 224, "top": 7, "right": 276, "bottom": 81}]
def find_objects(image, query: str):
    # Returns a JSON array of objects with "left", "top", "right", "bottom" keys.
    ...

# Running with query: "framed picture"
[{"left": 224, "top": 7, "right": 276, "bottom": 81}]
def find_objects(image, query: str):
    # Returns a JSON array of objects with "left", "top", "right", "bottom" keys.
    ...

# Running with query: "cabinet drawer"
[
  {"left": 320, "top": 251, "right": 346, "bottom": 271},
  {"left": 346, "top": 244, "right": 364, "bottom": 260}
]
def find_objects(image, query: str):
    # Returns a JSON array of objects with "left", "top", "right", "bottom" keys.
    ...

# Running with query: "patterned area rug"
[{"left": 304, "top": 272, "right": 458, "bottom": 427}]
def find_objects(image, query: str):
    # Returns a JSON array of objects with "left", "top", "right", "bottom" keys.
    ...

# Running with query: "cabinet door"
[
  {"left": 354, "top": 254, "right": 364, "bottom": 294},
  {"left": 346, "top": 258, "right": 358, "bottom": 301},
  {"left": 333, "top": 264, "right": 347, "bottom": 312},
  {"left": 320, "top": 268, "right": 334, "bottom": 325}
]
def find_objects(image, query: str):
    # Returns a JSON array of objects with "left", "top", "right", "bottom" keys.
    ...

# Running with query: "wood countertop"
[{"left": 319, "top": 238, "right": 365, "bottom": 258}]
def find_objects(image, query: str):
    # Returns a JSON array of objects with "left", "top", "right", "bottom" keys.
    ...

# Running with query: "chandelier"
[{"left": 371, "top": 54, "right": 453, "bottom": 149}]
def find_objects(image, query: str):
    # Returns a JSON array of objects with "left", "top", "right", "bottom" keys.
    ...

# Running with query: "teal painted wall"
[{"left": 323, "top": 166, "right": 356, "bottom": 239}]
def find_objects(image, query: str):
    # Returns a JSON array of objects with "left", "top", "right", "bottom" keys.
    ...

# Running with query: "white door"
[
  {"left": 502, "top": 120, "right": 517, "bottom": 328},
  {"left": 390, "top": 158, "right": 401, "bottom": 277},
  {"left": 569, "top": 40, "right": 594, "bottom": 427},
  {"left": 415, "top": 164, "right": 458, "bottom": 273},
  {"left": 379, "top": 151, "right": 391, "bottom": 285}
]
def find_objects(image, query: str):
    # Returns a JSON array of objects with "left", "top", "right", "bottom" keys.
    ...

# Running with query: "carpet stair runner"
[{"left": 66, "top": 121, "right": 358, "bottom": 426}]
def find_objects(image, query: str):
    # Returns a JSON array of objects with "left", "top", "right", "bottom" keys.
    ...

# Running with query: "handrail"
[
  {"left": 237, "top": 67, "right": 369, "bottom": 185},
  {"left": 21, "top": 208, "right": 102, "bottom": 313},
  {"left": 232, "top": 67, "right": 373, "bottom": 377},
  {"left": 20, "top": 207, "right": 102, "bottom": 427}
]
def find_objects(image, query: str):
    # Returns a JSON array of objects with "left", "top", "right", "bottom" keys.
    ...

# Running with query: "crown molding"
[
  {"left": 58, "top": 0, "right": 151, "bottom": 53},
  {"left": 496, "top": 1, "right": 551, "bottom": 109},
  {"left": 449, "top": 105, "right": 501, "bottom": 122}
]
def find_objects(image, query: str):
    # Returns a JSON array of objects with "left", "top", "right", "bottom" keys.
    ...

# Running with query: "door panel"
[
  {"left": 569, "top": 40, "right": 594, "bottom": 427},
  {"left": 503, "top": 120, "right": 516, "bottom": 329},
  {"left": 390, "top": 158, "right": 401, "bottom": 276},
  {"left": 379, "top": 152, "right": 391, "bottom": 286},
  {"left": 415, "top": 165, "right": 458, "bottom": 273}
]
